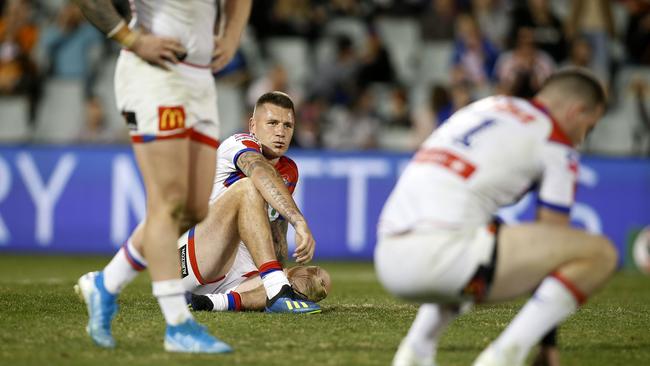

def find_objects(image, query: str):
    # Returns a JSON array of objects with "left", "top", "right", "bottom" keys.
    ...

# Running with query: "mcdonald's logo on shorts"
[{"left": 158, "top": 106, "right": 186, "bottom": 131}]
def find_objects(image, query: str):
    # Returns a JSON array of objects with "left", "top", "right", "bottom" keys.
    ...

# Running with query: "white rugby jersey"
[
  {"left": 210, "top": 133, "right": 299, "bottom": 210},
  {"left": 378, "top": 96, "right": 579, "bottom": 236},
  {"left": 128, "top": 0, "right": 216, "bottom": 66}
]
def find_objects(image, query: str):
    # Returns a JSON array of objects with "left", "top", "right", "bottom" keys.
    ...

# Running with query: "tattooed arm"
[
  {"left": 73, "top": 0, "right": 187, "bottom": 69},
  {"left": 237, "top": 151, "right": 315, "bottom": 263},
  {"left": 270, "top": 219, "right": 289, "bottom": 265}
]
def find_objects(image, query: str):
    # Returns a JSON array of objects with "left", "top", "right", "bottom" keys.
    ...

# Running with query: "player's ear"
[
  {"left": 316, "top": 267, "right": 332, "bottom": 296},
  {"left": 248, "top": 117, "right": 255, "bottom": 133}
]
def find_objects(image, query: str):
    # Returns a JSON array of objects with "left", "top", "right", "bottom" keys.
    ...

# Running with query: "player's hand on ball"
[
  {"left": 131, "top": 33, "right": 187, "bottom": 70},
  {"left": 293, "top": 221, "right": 315, "bottom": 264}
]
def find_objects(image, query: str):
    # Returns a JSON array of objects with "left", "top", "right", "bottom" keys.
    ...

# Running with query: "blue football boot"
[
  {"left": 74, "top": 271, "right": 118, "bottom": 348},
  {"left": 265, "top": 284, "right": 322, "bottom": 314},
  {"left": 164, "top": 318, "right": 233, "bottom": 353}
]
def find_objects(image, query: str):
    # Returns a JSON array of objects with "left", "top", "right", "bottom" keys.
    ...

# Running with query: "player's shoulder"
[
  {"left": 276, "top": 156, "right": 298, "bottom": 176},
  {"left": 277, "top": 155, "right": 297, "bottom": 170},
  {"left": 222, "top": 133, "right": 262, "bottom": 151}
]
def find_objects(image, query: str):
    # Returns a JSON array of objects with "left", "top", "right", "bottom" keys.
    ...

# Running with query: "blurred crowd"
[{"left": 1, "top": 0, "right": 650, "bottom": 155}]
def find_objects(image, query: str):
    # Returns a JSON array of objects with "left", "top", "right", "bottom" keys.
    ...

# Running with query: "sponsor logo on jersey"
[{"left": 158, "top": 106, "right": 186, "bottom": 131}]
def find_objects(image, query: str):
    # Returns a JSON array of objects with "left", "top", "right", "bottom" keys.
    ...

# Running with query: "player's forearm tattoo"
[
  {"left": 237, "top": 153, "right": 304, "bottom": 227},
  {"left": 270, "top": 220, "right": 289, "bottom": 264},
  {"left": 73, "top": 0, "right": 124, "bottom": 34}
]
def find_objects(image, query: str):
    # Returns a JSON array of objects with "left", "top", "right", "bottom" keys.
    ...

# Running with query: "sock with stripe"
[
  {"left": 153, "top": 279, "right": 193, "bottom": 326},
  {"left": 259, "top": 260, "right": 290, "bottom": 299},
  {"left": 198, "top": 292, "right": 242, "bottom": 312},
  {"left": 103, "top": 238, "right": 147, "bottom": 295},
  {"left": 492, "top": 273, "right": 584, "bottom": 363}
]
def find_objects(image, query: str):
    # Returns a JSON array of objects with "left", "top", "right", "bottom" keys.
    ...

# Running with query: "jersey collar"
[{"left": 530, "top": 99, "right": 574, "bottom": 147}]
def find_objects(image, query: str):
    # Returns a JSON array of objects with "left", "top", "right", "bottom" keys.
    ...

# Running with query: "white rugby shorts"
[
  {"left": 179, "top": 227, "right": 258, "bottom": 295},
  {"left": 114, "top": 50, "right": 220, "bottom": 147},
  {"left": 374, "top": 223, "right": 498, "bottom": 303}
]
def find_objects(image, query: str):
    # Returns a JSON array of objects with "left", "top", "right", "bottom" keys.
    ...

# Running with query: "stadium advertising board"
[{"left": 1, "top": 146, "right": 648, "bottom": 265}]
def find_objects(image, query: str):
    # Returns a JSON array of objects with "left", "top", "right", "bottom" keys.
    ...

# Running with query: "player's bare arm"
[
  {"left": 270, "top": 220, "right": 289, "bottom": 265},
  {"left": 74, "top": 0, "right": 186, "bottom": 69},
  {"left": 237, "top": 151, "right": 315, "bottom": 264},
  {"left": 212, "top": 0, "right": 252, "bottom": 72}
]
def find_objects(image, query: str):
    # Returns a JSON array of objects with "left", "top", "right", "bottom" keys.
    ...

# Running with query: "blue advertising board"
[{"left": 1, "top": 146, "right": 649, "bottom": 265}]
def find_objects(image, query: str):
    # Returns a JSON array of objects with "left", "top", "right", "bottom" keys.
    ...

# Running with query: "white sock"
[
  {"left": 493, "top": 275, "right": 582, "bottom": 363},
  {"left": 259, "top": 261, "right": 290, "bottom": 299},
  {"left": 205, "top": 293, "right": 229, "bottom": 312},
  {"left": 404, "top": 303, "right": 460, "bottom": 359},
  {"left": 261, "top": 271, "right": 290, "bottom": 299},
  {"left": 103, "top": 238, "right": 147, "bottom": 295},
  {"left": 152, "top": 279, "right": 193, "bottom": 326}
]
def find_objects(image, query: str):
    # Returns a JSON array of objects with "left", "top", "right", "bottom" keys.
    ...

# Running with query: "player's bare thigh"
[
  {"left": 487, "top": 223, "right": 614, "bottom": 302},
  {"left": 192, "top": 178, "right": 262, "bottom": 279},
  {"left": 185, "top": 140, "right": 217, "bottom": 225}
]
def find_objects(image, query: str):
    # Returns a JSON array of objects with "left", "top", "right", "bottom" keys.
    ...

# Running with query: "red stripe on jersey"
[
  {"left": 413, "top": 148, "right": 476, "bottom": 179},
  {"left": 530, "top": 99, "right": 573, "bottom": 147},
  {"left": 275, "top": 156, "right": 299, "bottom": 194},
  {"left": 242, "top": 139, "right": 261, "bottom": 152}
]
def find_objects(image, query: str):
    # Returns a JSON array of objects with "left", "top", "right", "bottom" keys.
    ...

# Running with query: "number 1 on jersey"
[{"left": 456, "top": 119, "right": 496, "bottom": 147}]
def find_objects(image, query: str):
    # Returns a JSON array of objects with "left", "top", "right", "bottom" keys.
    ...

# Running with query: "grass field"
[{"left": 0, "top": 255, "right": 649, "bottom": 366}]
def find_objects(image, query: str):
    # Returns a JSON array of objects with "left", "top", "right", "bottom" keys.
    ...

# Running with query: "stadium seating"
[
  {"left": 0, "top": 96, "right": 30, "bottom": 142},
  {"left": 33, "top": 79, "right": 85, "bottom": 143}
]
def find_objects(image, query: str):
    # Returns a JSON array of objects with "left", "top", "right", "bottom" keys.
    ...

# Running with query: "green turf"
[{"left": 0, "top": 255, "right": 649, "bottom": 366}]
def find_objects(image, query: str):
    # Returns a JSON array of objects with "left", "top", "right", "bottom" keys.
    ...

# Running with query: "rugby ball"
[{"left": 632, "top": 227, "right": 650, "bottom": 274}]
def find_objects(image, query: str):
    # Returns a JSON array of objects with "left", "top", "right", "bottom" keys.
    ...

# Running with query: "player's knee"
[
  {"left": 238, "top": 178, "right": 265, "bottom": 206},
  {"left": 589, "top": 235, "right": 618, "bottom": 275},
  {"left": 598, "top": 236, "right": 618, "bottom": 274},
  {"left": 177, "top": 207, "right": 208, "bottom": 234}
]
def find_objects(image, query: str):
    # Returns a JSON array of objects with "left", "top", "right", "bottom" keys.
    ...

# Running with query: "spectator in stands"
[
  {"left": 624, "top": 0, "right": 650, "bottom": 65},
  {"left": 267, "top": 0, "right": 323, "bottom": 40},
  {"left": 357, "top": 29, "right": 396, "bottom": 87},
  {"left": 632, "top": 78, "right": 650, "bottom": 156},
  {"left": 471, "top": 0, "right": 510, "bottom": 48},
  {"left": 420, "top": 0, "right": 456, "bottom": 42},
  {"left": 309, "top": 35, "right": 359, "bottom": 105},
  {"left": 323, "top": 85, "right": 380, "bottom": 150},
  {"left": 0, "top": 0, "right": 40, "bottom": 124},
  {"left": 509, "top": 0, "right": 567, "bottom": 63},
  {"left": 563, "top": 35, "right": 594, "bottom": 70},
  {"left": 566, "top": 0, "right": 615, "bottom": 83},
  {"left": 77, "top": 97, "right": 126, "bottom": 143},
  {"left": 386, "top": 85, "right": 412, "bottom": 128},
  {"left": 451, "top": 13, "right": 500, "bottom": 88},
  {"left": 247, "top": 63, "right": 302, "bottom": 108},
  {"left": 292, "top": 95, "right": 327, "bottom": 149},
  {"left": 39, "top": 1, "right": 105, "bottom": 139},
  {"left": 496, "top": 27, "right": 555, "bottom": 98}
]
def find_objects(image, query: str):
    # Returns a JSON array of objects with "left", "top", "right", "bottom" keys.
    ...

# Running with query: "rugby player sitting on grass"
[{"left": 164, "top": 90, "right": 328, "bottom": 313}]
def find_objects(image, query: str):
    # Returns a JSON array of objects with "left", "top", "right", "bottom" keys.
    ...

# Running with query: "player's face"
[{"left": 250, "top": 103, "right": 295, "bottom": 159}]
